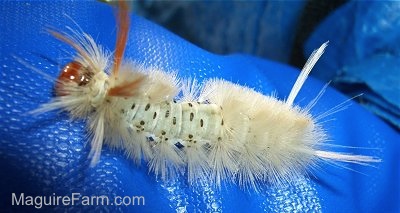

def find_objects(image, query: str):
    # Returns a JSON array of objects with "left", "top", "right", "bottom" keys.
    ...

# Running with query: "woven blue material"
[
  {"left": 134, "top": 1, "right": 306, "bottom": 62},
  {"left": 0, "top": 1, "right": 398, "bottom": 212},
  {"left": 305, "top": 1, "right": 400, "bottom": 129}
]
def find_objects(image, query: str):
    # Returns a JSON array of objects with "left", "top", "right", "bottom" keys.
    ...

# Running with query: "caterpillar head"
[
  {"left": 55, "top": 61, "right": 93, "bottom": 96},
  {"left": 54, "top": 56, "right": 110, "bottom": 110},
  {"left": 47, "top": 0, "right": 133, "bottom": 116}
]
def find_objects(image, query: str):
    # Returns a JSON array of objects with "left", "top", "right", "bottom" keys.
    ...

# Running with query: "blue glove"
[
  {"left": 304, "top": 1, "right": 400, "bottom": 129},
  {"left": 0, "top": 1, "right": 398, "bottom": 212}
]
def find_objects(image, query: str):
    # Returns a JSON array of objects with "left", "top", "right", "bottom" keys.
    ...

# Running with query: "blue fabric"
[
  {"left": 305, "top": 1, "right": 400, "bottom": 129},
  {"left": 134, "top": 1, "right": 306, "bottom": 62},
  {"left": 0, "top": 1, "right": 399, "bottom": 212}
]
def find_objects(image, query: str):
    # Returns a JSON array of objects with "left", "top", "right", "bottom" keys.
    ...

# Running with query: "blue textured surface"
[
  {"left": 0, "top": 1, "right": 399, "bottom": 212},
  {"left": 134, "top": 1, "right": 306, "bottom": 62},
  {"left": 305, "top": 1, "right": 400, "bottom": 129}
]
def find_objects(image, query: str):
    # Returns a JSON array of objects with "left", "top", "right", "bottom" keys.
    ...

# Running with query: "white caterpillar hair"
[{"left": 30, "top": 1, "right": 379, "bottom": 191}]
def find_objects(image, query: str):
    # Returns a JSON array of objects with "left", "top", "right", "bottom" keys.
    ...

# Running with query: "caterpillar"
[{"left": 30, "top": 1, "right": 379, "bottom": 191}]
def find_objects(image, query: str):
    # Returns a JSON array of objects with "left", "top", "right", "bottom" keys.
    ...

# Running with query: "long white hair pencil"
[{"left": 25, "top": 1, "right": 380, "bottom": 193}]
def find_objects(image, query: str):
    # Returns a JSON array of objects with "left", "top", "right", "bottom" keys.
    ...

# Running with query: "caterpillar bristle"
[
  {"left": 286, "top": 41, "right": 329, "bottom": 106},
  {"left": 111, "top": 0, "right": 130, "bottom": 76},
  {"left": 315, "top": 150, "right": 381, "bottom": 165}
]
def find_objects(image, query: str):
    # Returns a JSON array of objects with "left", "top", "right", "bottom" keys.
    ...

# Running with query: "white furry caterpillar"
[{"left": 31, "top": 2, "right": 379, "bottom": 190}]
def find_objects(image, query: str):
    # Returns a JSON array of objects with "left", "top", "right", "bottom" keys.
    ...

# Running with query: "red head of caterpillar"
[
  {"left": 43, "top": 1, "right": 143, "bottom": 115},
  {"left": 55, "top": 61, "right": 92, "bottom": 96},
  {"left": 29, "top": 1, "right": 380, "bottom": 191}
]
